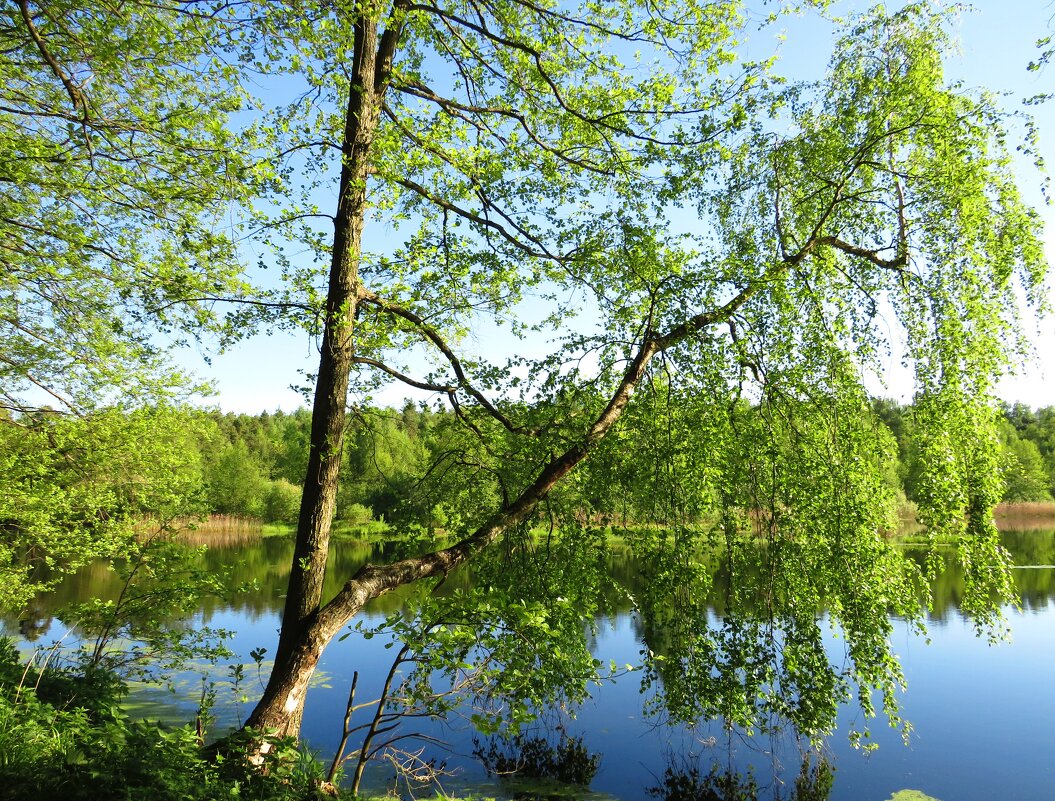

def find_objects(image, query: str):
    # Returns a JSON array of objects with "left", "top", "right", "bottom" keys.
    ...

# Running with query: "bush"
[
  {"left": 0, "top": 639, "right": 327, "bottom": 801},
  {"left": 265, "top": 479, "right": 302, "bottom": 523},
  {"left": 338, "top": 502, "right": 374, "bottom": 525}
]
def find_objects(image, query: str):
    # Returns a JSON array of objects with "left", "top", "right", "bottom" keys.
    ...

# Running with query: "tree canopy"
[
  {"left": 1, "top": 0, "right": 1049, "bottom": 754},
  {"left": 218, "top": 0, "right": 1048, "bottom": 739},
  {"left": 0, "top": 0, "right": 253, "bottom": 415}
]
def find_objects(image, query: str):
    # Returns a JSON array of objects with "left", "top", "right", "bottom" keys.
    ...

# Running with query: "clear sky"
[{"left": 185, "top": 1, "right": 1055, "bottom": 414}]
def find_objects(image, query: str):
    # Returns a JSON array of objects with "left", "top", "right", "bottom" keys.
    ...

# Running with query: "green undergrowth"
[
  {"left": 0, "top": 639, "right": 333, "bottom": 801},
  {"left": 330, "top": 519, "right": 394, "bottom": 540}
]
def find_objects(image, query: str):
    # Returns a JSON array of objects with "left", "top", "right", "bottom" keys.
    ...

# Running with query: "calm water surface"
[{"left": 6, "top": 527, "right": 1055, "bottom": 801}]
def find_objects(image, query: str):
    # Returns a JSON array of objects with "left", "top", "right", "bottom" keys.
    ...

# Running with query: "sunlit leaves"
[
  {"left": 0, "top": 407, "right": 212, "bottom": 611},
  {"left": 1, "top": 1, "right": 255, "bottom": 414}
]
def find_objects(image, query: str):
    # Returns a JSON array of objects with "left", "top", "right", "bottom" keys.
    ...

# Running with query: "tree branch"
[
  {"left": 16, "top": 0, "right": 86, "bottom": 116},
  {"left": 351, "top": 356, "right": 456, "bottom": 395},
  {"left": 392, "top": 80, "right": 612, "bottom": 175},
  {"left": 357, "top": 288, "right": 533, "bottom": 436},
  {"left": 380, "top": 172, "right": 555, "bottom": 260}
]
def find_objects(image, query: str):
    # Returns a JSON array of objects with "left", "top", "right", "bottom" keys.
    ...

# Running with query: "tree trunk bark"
[{"left": 245, "top": 11, "right": 391, "bottom": 734}]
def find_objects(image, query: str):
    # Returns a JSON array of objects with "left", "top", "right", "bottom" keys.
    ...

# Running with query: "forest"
[{"left": 9, "top": 399, "right": 1051, "bottom": 538}]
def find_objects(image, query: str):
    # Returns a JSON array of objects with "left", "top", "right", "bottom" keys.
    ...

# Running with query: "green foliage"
[
  {"left": 996, "top": 419, "right": 1052, "bottom": 502},
  {"left": 341, "top": 408, "right": 431, "bottom": 522},
  {"left": 338, "top": 502, "right": 374, "bottom": 526},
  {"left": 2, "top": 0, "right": 1050, "bottom": 768},
  {"left": 0, "top": 0, "right": 254, "bottom": 416},
  {"left": 182, "top": 398, "right": 1055, "bottom": 535},
  {"left": 1001, "top": 404, "right": 1055, "bottom": 498},
  {"left": 0, "top": 407, "right": 211, "bottom": 611},
  {"left": 328, "top": 525, "right": 609, "bottom": 792},
  {"left": 197, "top": 412, "right": 308, "bottom": 522},
  {"left": 205, "top": 440, "right": 272, "bottom": 519},
  {"left": 266, "top": 479, "right": 304, "bottom": 524},
  {"left": 0, "top": 640, "right": 324, "bottom": 801},
  {"left": 61, "top": 534, "right": 233, "bottom": 681}
]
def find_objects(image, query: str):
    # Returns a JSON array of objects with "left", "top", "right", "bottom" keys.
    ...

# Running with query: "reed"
[
  {"left": 993, "top": 502, "right": 1055, "bottom": 529},
  {"left": 175, "top": 514, "right": 265, "bottom": 547}
]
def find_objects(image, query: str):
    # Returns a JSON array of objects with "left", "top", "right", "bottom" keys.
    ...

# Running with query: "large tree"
[{"left": 226, "top": 0, "right": 1047, "bottom": 741}]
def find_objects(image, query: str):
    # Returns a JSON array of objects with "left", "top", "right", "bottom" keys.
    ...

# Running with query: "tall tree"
[{"left": 233, "top": 1, "right": 1046, "bottom": 739}]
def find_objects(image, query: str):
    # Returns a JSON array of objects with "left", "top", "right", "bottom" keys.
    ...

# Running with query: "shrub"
[
  {"left": 0, "top": 639, "right": 327, "bottom": 801},
  {"left": 265, "top": 479, "right": 303, "bottom": 523}
]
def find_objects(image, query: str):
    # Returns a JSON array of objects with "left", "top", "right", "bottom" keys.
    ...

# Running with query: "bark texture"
[{"left": 245, "top": 8, "right": 400, "bottom": 734}]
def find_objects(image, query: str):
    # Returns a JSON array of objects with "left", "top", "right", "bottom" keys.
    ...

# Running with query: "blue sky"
[{"left": 185, "top": 1, "right": 1055, "bottom": 413}]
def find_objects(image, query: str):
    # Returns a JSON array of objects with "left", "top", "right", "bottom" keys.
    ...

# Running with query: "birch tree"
[{"left": 230, "top": 0, "right": 1047, "bottom": 739}]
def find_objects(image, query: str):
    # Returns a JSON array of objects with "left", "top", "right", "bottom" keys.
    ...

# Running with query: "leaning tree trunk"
[
  {"left": 241, "top": 193, "right": 771, "bottom": 738},
  {"left": 240, "top": 332, "right": 671, "bottom": 735},
  {"left": 244, "top": 12, "right": 396, "bottom": 736},
  {"left": 238, "top": 401, "right": 645, "bottom": 734}
]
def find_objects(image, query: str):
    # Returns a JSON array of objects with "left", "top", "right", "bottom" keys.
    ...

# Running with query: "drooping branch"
[
  {"left": 313, "top": 265, "right": 782, "bottom": 638},
  {"left": 314, "top": 194, "right": 923, "bottom": 634}
]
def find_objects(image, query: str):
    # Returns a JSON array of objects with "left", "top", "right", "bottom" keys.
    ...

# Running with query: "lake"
[{"left": 5, "top": 523, "right": 1055, "bottom": 801}]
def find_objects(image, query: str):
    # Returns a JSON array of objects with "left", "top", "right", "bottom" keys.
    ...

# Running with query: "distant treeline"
[
  {"left": 873, "top": 400, "right": 1055, "bottom": 507},
  {"left": 194, "top": 399, "right": 1055, "bottom": 525},
  {"left": 197, "top": 403, "right": 448, "bottom": 525}
]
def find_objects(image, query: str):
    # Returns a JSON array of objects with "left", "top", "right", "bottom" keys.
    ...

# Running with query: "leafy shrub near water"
[{"left": 0, "top": 639, "right": 326, "bottom": 801}]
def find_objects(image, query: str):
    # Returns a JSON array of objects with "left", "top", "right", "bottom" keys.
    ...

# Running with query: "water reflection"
[
  {"left": 15, "top": 526, "right": 1055, "bottom": 627},
  {"left": 3, "top": 525, "right": 1054, "bottom": 801},
  {"left": 647, "top": 751, "right": 833, "bottom": 801}
]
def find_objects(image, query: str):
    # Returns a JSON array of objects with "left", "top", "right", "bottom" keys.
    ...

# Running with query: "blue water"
[
  {"left": 192, "top": 592, "right": 1055, "bottom": 800},
  {"left": 8, "top": 530, "right": 1055, "bottom": 801}
]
